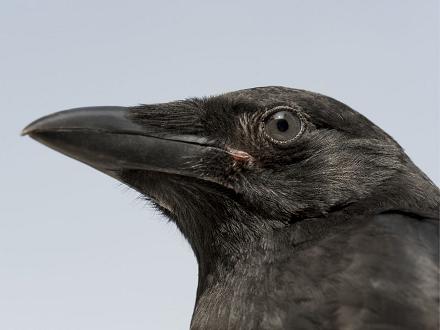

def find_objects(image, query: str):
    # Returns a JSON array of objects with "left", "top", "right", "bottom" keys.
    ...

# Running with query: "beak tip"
[
  {"left": 21, "top": 122, "right": 38, "bottom": 137},
  {"left": 21, "top": 126, "right": 31, "bottom": 136}
]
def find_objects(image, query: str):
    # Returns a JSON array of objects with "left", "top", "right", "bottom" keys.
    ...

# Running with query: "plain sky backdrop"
[{"left": 1, "top": 1, "right": 438, "bottom": 329}]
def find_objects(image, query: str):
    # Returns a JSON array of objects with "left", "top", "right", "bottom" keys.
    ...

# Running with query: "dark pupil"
[{"left": 276, "top": 119, "right": 289, "bottom": 132}]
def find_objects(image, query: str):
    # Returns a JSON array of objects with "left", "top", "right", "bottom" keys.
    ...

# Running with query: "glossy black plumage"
[
  {"left": 191, "top": 212, "right": 438, "bottom": 329},
  {"left": 24, "top": 87, "right": 439, "bottom": 329}
]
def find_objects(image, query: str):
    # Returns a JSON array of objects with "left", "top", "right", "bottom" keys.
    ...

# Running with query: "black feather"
[{"left": 126, "top": 87, "right": 439, "bottom": 329}]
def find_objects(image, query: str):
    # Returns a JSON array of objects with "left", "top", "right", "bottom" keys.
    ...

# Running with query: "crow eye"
[{"left": 263, "top": 106, "right": 304, "bottom": 144}]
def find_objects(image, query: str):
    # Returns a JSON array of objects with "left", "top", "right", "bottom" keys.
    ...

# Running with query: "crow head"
[{"left": 23, "top": 86, "right": 438, "bottom": 288}]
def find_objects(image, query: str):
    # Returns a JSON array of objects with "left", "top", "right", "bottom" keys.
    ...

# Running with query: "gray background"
[{"left": 1, "top": 1, "right": 438, "bottom": 329}]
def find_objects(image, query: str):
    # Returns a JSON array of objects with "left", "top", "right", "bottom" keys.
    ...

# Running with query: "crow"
[{"left": 23, "top": 86, "right": 439, "bottom": 330}]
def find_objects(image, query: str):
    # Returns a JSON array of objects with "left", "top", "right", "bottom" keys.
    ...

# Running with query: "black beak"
[{"left": 22, "top": 106, "right": 222, "bottom": 180}]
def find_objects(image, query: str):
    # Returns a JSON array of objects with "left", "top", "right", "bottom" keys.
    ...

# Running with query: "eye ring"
[{"left": 261, "top": 105, "right": 305, "bottom": 145}]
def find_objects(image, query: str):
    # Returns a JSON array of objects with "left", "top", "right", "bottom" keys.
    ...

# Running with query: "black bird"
[{"left": 23, "top": 87, "right": 439, "bottom": 330}]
